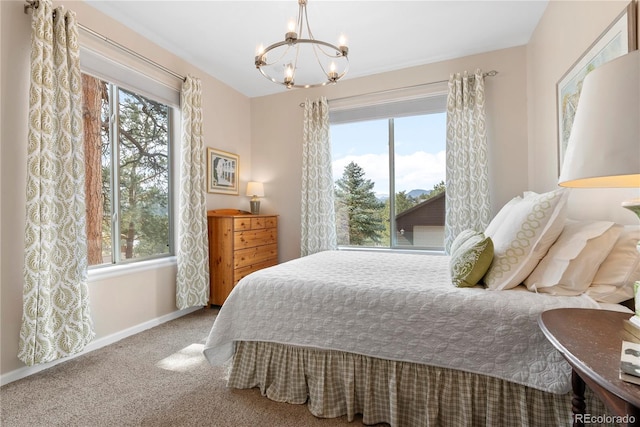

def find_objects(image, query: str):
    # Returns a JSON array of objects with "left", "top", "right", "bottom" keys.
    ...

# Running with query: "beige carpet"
[{"left": 1, "top": 308, "right": 366, "bottom": 427}]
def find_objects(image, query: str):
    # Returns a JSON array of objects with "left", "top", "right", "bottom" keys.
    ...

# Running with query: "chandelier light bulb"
[
  {"left": 339, "top": 35, "right": 347, "bottom": 48},
  {"left": 254, "top": 44, "right": 266, "bottom": 67},
  {"left": 339, "top": 35, "right": 349, "bottom": 56},
  {"left": 286, "top": 19, "right": 297, "bottom": 42},
  {"left": 284, "top": 64, "right": 294, "bottom": 88},
  {"left": 328, "top": 61, "right": 338, "bottom": 82}
]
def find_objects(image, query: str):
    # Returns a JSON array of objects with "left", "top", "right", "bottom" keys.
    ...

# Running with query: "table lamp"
[
  {"left": 558, "top": 50, "right": 640, "bottom": 316},
  {"left": 558, "top": 49, "right": 640, "bottom": 221},
  {"left": 246, "top": 182, "right": 264, "bottom": 215}
]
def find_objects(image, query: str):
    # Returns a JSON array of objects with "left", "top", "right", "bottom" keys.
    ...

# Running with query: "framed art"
[
  {"left": 556, "top": 0, "right": 637, "bottom": 174},
  {"left": 206, "top": 148, "right": 239, "bottom": 195}
]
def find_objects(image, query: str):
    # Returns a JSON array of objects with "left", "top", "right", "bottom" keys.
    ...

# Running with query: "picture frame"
[
  {"left": 556, "top": 0, "right": 637, "bottom": 175},
  {"left": 206, "top": 148, "right": 239, "bottom": 195}
]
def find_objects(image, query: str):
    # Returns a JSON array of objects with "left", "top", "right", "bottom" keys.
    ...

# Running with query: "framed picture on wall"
[
  {"left": 206, "top": 148, "right": 239, "bottom": 195},
  {"left": 556, "top": 0, "right": 637, "bottom": 175}
]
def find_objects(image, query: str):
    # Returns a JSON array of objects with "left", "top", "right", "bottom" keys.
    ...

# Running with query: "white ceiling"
[{"left": 84, "top": 1, "right": 549, "bottom": 98}]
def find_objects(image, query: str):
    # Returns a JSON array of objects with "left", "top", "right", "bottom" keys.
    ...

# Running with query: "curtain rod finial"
[{"left": 24, "top": 0, "right": 39, "bottom": 14}]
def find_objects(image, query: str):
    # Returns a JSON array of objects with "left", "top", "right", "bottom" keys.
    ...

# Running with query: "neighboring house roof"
[{"left": 395, "top": 191, "right": 445, "bottom": 232}]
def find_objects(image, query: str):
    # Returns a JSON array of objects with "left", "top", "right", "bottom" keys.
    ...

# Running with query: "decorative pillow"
[
  {"left": 524, "top": 220, "right": 621, "bottom": 296},
  {"left": 483, "top": 188, "right": 569, "bottom": 290},
  {"left": 449, "top": 230, "right": 494, "bottom": 288},
  {"left": 449, "top": 229, "right": 479, "bottom": 255},
  {"left": 587, "top": 225, "right": 640, "bottom": 303}
]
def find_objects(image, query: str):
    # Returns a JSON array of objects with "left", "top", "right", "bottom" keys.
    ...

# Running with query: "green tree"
[
  {"left": 429, "top": 180, "right": 446, "bottom": 198},
  {"left": 380, "top": 190, "right": 417, "bottom": 245},
  {"left": 395, "top": 190, "right": 416, "bottom": 214},
  {"left": 412, "top": 181, "right": 446, "bottom": 204},
  {"left": 88, "top": 80, "right": 170, "bottom": 263},
  {"left": 334, "top": 161, "right": 385, "bottom": 246},
  {"left": 116, "top": 89, "right": 170, "bottom": 260}
]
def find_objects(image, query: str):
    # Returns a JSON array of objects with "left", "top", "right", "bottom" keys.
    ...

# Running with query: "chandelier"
[{"left": 254, "top": 0, "right": 349, "bottom": 89}]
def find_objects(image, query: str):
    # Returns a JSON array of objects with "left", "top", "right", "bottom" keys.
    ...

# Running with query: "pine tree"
[
  {"left": 82, "top": 76, "right": 170, "bottom": 264},
  {"left": 394, "top": 190, "right": 416, "bottom": 214},
  {"left": 430, "top": 180, "right": 446, "bottom": 198},
  {"left": 379, "top": 190, "right": 416, "bottom": 246},
  {"left": 334, "top": 161, "right": 385, "bottom": 245}
]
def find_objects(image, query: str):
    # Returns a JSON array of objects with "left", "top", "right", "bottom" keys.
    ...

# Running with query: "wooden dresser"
[{"left": 207, "top": 209, "right": 278, "bottom": 306}]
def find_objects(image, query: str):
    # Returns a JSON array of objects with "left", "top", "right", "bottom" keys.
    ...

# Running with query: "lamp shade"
[
  {"left": 246, "top": 181, "right": 264, "bottom": 197},
  {"left": 558, "top": 50, "right": 640, "bottom": 188}
]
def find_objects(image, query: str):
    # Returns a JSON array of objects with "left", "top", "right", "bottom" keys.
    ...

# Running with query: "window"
[
  {"left": 81, "top": 49, "right": 179, "bottom": 267},
  {"left": 330, "top": 91, "right": 447, "bottom": 250}
]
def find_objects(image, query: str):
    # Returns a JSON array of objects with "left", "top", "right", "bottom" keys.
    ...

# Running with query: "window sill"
[{"left": 88, "top": 256, "right": 177, "bottom": 282}]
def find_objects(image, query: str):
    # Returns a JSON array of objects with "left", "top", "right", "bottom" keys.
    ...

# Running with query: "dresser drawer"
[
  {"left": 234, "top": 217, "right": 252, "bottom": 231},
  {"left": 234, "top": 228, "right": 277, "bottom": 249},
  {"left": 234, "top": 243, "right": 278, "bottom": 269},
  {"left": 251, "top": 216, "right": 277, "bottom": 230},
  {"left": 234, "top": 258, "right": 278, "bottom": 283}
]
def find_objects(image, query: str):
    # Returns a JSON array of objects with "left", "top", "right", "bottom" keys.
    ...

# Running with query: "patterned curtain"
[
  {"left": 444, "top": 69, "right": 490, "bottom": 253},
  {"left": 176, "top": 76, "right": 209, "bottom": 309},
  {"left": 301, "top": 97, "right": 337, "bottom": 256},
  {"left": 19, "top": 0, "right": 94, "bottom": 366}
]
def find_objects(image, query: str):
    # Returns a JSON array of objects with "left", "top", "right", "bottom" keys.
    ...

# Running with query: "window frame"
[
  {"left": 80, "top": 48, "right": 180, "bottom": 269},
  {"left": 330, "top": 88, "right": 448, "bottom": 251}
]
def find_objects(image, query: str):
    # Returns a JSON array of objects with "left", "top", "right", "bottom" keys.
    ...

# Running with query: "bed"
[{"left": 203, "top": 189, "right": 640, "bottom": 426}]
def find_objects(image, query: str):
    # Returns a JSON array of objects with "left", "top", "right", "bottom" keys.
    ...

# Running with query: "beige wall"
[
  {"left": 251, "top": 46, "right": 529, "bottom": 262},
  {"left": 0, "top": 0, "right": 251, "bottom": 380},
  {"left": 527, "top": 0, "right": 640, "bottom": 224}
]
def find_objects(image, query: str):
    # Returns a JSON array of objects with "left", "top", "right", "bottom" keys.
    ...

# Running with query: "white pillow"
[
  {"left": 524, "top": 220, "right": 621, "bottom": 296},
  {"left": 586, "top": 225, "right": 640, "bottom": 303},
  {"left": 483, "top": 188, "right": 569, "bottom": 290},
  {"left": 484, "top": 196, "right": 521, "bottom": 237}
]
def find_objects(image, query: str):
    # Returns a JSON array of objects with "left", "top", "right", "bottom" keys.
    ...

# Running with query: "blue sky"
[{"left": 331, "top": 113, "right": 446, "bottom": 196}]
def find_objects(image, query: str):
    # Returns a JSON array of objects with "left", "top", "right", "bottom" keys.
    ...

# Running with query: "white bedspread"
[{"left": 203, "top": 250, "right": 600, "bottom": 394}]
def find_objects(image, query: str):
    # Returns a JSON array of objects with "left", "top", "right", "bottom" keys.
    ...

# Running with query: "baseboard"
[{"left": 0, "top": 306, "right": 203, "bottom": 386}]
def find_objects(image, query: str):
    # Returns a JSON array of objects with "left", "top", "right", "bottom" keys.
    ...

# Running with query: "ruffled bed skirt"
[{"left": 228, "top": 341, "right": 611, "bottom": 427}]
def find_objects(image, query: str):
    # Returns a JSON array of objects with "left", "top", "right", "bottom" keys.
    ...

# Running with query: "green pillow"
[{"left": 450, "top": 230, "right": 494, "bottom": 288}]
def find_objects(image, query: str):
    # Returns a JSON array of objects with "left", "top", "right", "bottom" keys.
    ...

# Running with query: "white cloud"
[{"left": 333, "top": 150, "right": 446, "bottom": 195}]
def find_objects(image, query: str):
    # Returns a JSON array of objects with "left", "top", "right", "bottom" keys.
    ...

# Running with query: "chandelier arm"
[
  {"left": 302, "top": 2, "right": 313, "bottom": 40},
  {"left": 257, "top": 39, "right": 349, "bottom": 86},
  {"left": 311, "top": 43, "right": 331, "bottom": 78},
  {"left": 258, "top": 40, "right": 344, "bottom": 67},
  {"left": 260, "top": 40, "right": 345, "bottom": 61},
  {"left": 301, "top": 1, "right": 337, "bottom": 61},
  {"left": 295, "top": 39, "right": 346, "bottom": 57},
  {"left": 298, "top": 1, "right": 305, "bottom": 37},
  {"left": 312, "top": 42, "right": 345, "bottom": 58},
  {"left": 290, "top": 39, "right": 302, "bottom": 86},
  {"left": 257, "top": 67, "right": 284, "bottom": 86},
  {"left": 257, "top": 41, "right": 293, "bottom": 67},
  {"left": 257, "top": 62, "right": 349, "bottom": 89},
  {"left": 300, "top": 4, "right": 347, "bottom": 59}
]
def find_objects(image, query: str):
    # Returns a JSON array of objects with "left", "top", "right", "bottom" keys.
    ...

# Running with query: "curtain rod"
[
  {"left": 23, "top": 0, "right": 186, "bottom": 82},
  {"left": 298, "top": 70, "right": 498, "bottom": 108}
]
